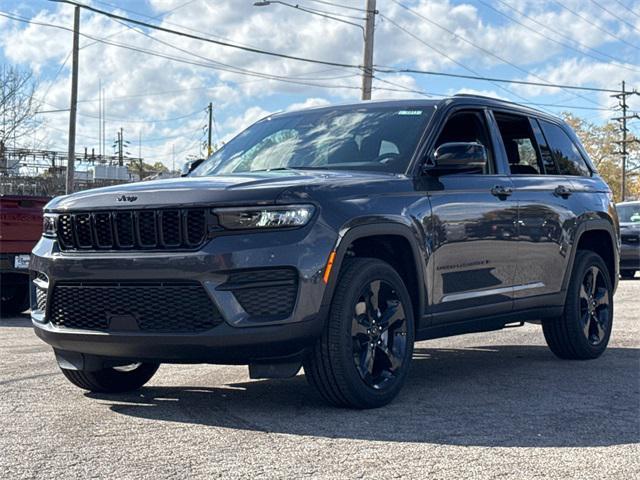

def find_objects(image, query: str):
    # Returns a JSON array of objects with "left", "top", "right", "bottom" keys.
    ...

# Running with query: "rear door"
[{"left": 491, "top": 112, "right": 575, "bottom": 304}]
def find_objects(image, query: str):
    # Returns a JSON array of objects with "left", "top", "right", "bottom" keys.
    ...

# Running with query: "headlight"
[
  {"left": 214, "top": 205, "right": 315, "bottom": 230},
  {"left": 42, "top": 213, "right": 58, "bottom": 237}
]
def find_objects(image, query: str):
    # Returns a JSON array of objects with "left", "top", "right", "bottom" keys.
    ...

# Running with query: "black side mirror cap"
[
  {"left": 181, "top": 158, "right": 205, "bottom": 177},
  {"left": 424, "top": 142, "right": 487, "bottom": 174}
]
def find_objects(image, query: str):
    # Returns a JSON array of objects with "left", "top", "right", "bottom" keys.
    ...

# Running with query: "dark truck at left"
[{"left": 0, "top": 195, "right": 49, "bottom": 316}]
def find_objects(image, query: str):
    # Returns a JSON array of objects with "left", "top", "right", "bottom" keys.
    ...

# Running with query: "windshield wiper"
[{"left": 249, "top": 166, "right": 328, "bottom": 173}]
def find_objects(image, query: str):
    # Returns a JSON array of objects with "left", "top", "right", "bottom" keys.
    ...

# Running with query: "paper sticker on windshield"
[{"left": 397, "top": 110, "right": 422, "bottom": 116}]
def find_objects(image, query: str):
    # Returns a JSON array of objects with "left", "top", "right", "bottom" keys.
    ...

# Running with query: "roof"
[{"left": 272, "top": 94, "right": 561, "bottom": 123}]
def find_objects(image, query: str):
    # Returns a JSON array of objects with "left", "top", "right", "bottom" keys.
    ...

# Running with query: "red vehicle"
[{"left": 0, "top": 195, "right": 49, "bottom": 316}]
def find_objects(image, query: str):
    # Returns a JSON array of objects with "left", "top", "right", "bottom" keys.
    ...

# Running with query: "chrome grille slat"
[{"left": 56, "top": 208, "right": 208, "bottom": 251}]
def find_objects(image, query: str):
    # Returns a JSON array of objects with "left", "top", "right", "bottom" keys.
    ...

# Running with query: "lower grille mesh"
[
  {"left": 221, "top": 268, "right": 298, "bottom": 319},
  {"left": 50, "top": 281, "right": 223, "bottom": 333}
]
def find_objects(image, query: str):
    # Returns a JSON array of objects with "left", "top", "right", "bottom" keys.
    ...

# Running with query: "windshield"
[
  {"left": 192, "top": 106, "right": 434, "bottom": 176},
  {"left": 617, "top": 203, "right": 640, "bottom": 223}
]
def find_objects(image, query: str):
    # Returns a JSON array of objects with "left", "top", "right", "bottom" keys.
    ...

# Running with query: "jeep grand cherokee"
[{"left": 30, "top": 95, "right": 619, "bottom": 408}]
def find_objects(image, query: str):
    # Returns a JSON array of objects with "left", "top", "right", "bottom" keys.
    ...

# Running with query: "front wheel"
[
  {"left": 60, "top": 363, "right": 160, "bottom": 393},
  {"left": 542, "top": 251, "right": 613, "bottom": 360},
  {"left": 304, "top": 258, "right": 415, "bottom": 409}
]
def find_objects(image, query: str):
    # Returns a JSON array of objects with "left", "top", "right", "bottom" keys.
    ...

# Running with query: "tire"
[
  {"left": 60, "top": 363, "right": 160, "bottom": 393},
  {"left": 542, "top": 251, "right": 613, "bottom": 360},
  {"left": 0, "top": 275, "right": 29, "bottom": 317},
  {"left": 303, "top": 258, "right": 415, "bottom": 409},
  {"left": 620, "top": 270, "right": 636, "bottom": 280}
]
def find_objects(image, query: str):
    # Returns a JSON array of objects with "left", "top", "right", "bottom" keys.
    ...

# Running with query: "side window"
[
  {"left": 531, "top": 118, "right": 560, "bottom": 175},
  {"left": 539, "top": 120, "right": 590, "bottom": 176},
  {"left": 434, "top": 111, "right": 494, "bottom": 174},
  {"left": 494, "top": 112, "right": 544, "bottom": 175}
]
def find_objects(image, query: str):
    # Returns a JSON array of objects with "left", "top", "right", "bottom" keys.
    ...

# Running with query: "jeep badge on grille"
[{"left": 117, "top": 195, "right": 138, "bottom": 202}]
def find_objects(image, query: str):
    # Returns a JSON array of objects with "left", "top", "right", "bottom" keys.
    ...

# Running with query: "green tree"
[{"left": 562, "top": 113, "right": 639, "bottom": 201}]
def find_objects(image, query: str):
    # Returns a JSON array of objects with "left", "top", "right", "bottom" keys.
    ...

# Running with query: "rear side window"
[
  {"left": 531, "top": 119, "right": 560, "bottom": 175},
  {"left": 493, "top": 112, "right": 543, "bottom": 174},
  {"left": 539, "top": 120, "right": 590, "bottom": 176}
]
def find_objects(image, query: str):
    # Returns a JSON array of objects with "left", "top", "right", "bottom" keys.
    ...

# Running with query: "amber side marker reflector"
[{"left": 323, "top": 251, "right": 337, "bottom": 284}]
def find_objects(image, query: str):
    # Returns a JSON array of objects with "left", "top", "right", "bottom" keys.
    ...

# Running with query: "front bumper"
[
  {"left": 30, "top": 222, "right": 336, "bottom": 364},
  {"left": 620, "top": 243, "right": 640, "bottom": 270}
]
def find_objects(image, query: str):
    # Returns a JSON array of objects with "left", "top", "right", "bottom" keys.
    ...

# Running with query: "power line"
[
  {"left": 379, "top": 13, "right": 557, "bottom": 113},
  {"left": 550, "top": 0, "right": 640, "bottom": 51},
  {"left": 611, "top": 0, "right": 640, "bottom": 20},
  {"left": 376, "top": 64, "right": 622, "bottom": 93},
  {"left": 589, "top": 0, "right": 640, "bottom": 33},
  {"left": 0, "top": 11, "right": 368, "bottom": 92},
  {"left": 305, "top": 0, "right": 374, "bottom": 13},
  {"left": 48, "top": 0, "right": 362, "bottom": 71},
  {"left": 390, "top": 0, "right": 605, "bottom": 107},
  {"left": 0, "top": 7, "right": 626, "bottom": 98},
  {"left": 474, "top": 0, "right": 640, "bottom": 74}
]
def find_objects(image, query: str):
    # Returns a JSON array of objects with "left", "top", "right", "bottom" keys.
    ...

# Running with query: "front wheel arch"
[{"left": 319, "top": 222, "right": 428, "bottom": 327}]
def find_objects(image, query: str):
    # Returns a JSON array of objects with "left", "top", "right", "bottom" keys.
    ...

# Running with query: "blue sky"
[{"left": 0, "top": 0, "right": 638, "bottom": 169}]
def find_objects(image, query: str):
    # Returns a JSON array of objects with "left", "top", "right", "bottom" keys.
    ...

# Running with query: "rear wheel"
[
  {"left": 542, "top": 251, "right": 613, "bottom": 360},
  {"left": 60, "top": 363, "right": 160, "bottom": 393},
  {"left": 304, "top": 258, "right": 415, "bottom": 409},
  {"left": 620, "top": 270, "right": 636, "bottom": 280}
]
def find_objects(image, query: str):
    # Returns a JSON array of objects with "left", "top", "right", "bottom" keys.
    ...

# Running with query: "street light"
[{"left": 253, "top": 0, "right": 377, "bottom": 100}]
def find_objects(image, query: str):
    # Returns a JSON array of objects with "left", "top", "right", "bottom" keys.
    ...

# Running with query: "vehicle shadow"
[
  {"left": 0, "top": 312, "right": 32, "bottom": 326},
  {"left": 88, "top": 345, "right": 640, "bottom": 447}
]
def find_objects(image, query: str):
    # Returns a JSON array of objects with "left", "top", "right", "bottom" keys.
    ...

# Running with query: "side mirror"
[
  {"left": 181, "top": 158, "right": 205, "bottom": 177},
  {"left": 426, "top": 142, "right": 487, "bottom": 173}
]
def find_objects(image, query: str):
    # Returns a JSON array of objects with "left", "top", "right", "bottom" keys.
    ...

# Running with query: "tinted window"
[
  {"left": 539, "top": 120, "right": 590, "bottom": 176},
  {"left": 494, "top": 113, "right": 543, "bottom": 175},
  {"left": 531, "top": 119, "right": 560, "bottom": 175},
  {"left": 434, "top": 111, "right": 494, "bottom": 173},
  {"left": 193, "top": 106, "right": 433, "bottom": 176},
  {"left": 617, "top": 203, "right": 640, "bottom": 223}
]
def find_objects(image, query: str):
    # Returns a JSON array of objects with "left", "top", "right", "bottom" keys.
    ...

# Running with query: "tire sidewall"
[
  {"left": 332, "top": 260, "right": 415, "bottom": 407},
  {"left": 566, "top": 251, "right": 614, "bottom": 357}
]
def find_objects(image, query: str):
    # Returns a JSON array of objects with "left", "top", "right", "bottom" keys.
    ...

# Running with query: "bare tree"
[{"left": 1, "top": 65, "right": 41, "bottom": 149}]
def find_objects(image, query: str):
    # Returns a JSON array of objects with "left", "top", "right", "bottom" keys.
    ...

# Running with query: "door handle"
[
  {"left": 554, "top": 185, "right": 572, "bottom": 198},
  {"left": 491, "top": 185, "right": 513, "bottom": 198}
]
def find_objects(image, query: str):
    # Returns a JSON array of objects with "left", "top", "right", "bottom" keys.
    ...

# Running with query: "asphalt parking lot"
[{"left": 1, "top": 278, "right": 638, "bottom": 479}]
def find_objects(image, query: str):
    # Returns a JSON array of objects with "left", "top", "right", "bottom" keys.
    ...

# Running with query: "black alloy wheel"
[
  {"left": 351, "top": 279, "right": 408, "bottom": 390},
  {"left": 579, "top": 265, "right": 611, "bottom": 346}
]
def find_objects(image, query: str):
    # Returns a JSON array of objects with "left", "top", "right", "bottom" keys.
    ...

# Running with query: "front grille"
[
  {"left": 621, "top": 233, "right": 639, "bottom": 245},
  {"left": 219, "top": 268, "right": 298, "bottom": 319},
  {"left": 57, "top": 208, "right": 211, "bottom": 251},
  {"left": 49, "top": 281, "right": 223, "bottom": 333}
]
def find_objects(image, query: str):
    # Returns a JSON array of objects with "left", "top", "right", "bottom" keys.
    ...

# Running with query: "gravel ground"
[{"left": 1, "top": 279, "right": 638, "bottom": 479}]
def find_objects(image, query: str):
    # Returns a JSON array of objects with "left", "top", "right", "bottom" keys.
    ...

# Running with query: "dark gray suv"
[{"left": 31, "top": 95, "right": 619, "bottom": 408}]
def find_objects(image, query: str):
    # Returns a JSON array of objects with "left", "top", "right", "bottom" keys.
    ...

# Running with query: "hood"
[{"left": 45, "top": 170, "right": 401, "bottom": 211}]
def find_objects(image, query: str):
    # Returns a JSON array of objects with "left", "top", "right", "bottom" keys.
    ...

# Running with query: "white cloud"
[{"left": 1, "top": 0, "right": 638, "bottom": 168}]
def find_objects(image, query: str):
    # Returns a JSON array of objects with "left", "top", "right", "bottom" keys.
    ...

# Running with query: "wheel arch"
[
  {"left": 319, "top": 222, "right": 428, "bottom": 326},
  {"left": 562, "top": 219, "right": 619, "bottom": 299}
]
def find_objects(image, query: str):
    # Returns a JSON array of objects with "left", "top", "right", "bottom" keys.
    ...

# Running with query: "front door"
[{"left": 426, "top": 109, "right": 518, "bottom": 324}]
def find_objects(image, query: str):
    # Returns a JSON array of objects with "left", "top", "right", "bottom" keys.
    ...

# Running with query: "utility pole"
[
  {"left": 118, "top": 127, "right": 124, "bottom": 166},
  {"left": 361, "top": 0, "right": 377, "bottom": 101},
  {"left": 66, "top": 6, "right": 80, "bottom": 194},
  {"left": 612, "top": 80, "right": 640, "bottom": 202},
  {"left": 98, "top": 79, "right": 102, "bottom": 160},
  {"left": 207, "top": 102, "right": 213, "bottom": 156}
]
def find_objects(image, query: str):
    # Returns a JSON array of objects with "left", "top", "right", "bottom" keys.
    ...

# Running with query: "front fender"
[{"left": 318, "top": 218, "right": 429, "bottom": 323}]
